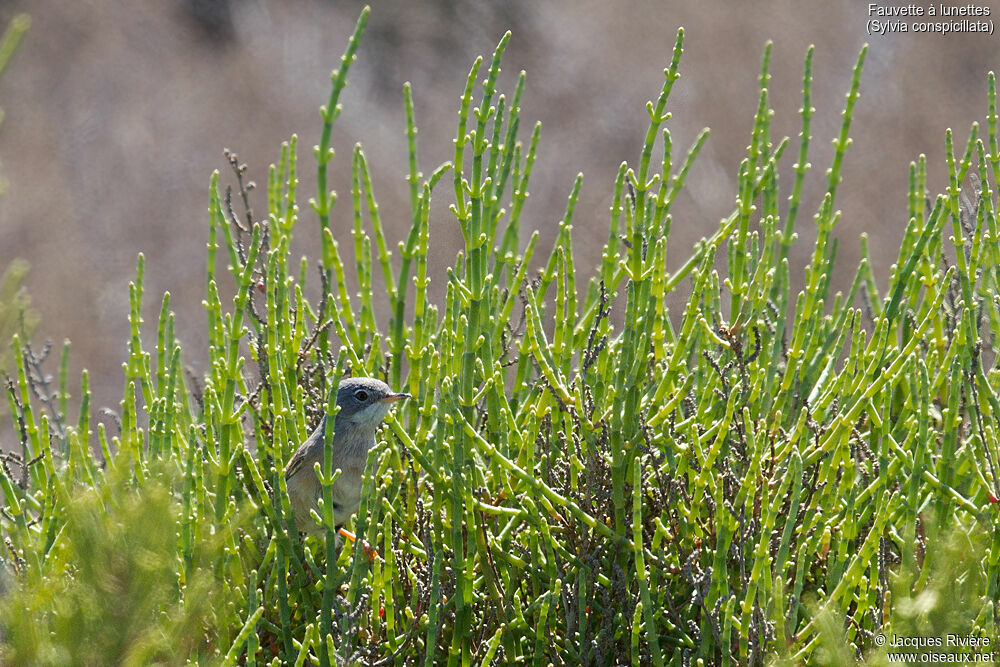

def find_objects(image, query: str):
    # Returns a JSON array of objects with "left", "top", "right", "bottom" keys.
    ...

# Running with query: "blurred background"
[{"left": 0, "top": 0, "right": 995, "bottom": 421}]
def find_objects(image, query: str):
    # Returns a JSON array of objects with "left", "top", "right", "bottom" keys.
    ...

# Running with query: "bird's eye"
[{"left": 354, "top": 390, "right": 369, "bottom": 402}]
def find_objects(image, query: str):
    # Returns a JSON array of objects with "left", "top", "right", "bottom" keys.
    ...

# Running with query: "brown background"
[{"left": 0, "top": 0, "right": 995, "bottom": 422}]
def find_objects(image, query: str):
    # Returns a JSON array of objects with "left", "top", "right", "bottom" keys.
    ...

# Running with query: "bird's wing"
[{"left": 285, "top": 421, "right": 325, "bottom": 480}]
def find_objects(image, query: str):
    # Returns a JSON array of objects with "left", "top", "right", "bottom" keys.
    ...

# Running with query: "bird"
[{"left": 284, "top": 376, "right": 411, "bottom": 540}]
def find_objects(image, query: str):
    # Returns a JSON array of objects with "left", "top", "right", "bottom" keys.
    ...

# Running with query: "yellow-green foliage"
[
  {"left": 0, "top": 259, "right": 38, "bottom": 374},
  {"left": 3, "top": 7, "right": 1000, "bottom": 665},
  {"left": 1, "top": 463, "right": 241, "bottom": 665}
]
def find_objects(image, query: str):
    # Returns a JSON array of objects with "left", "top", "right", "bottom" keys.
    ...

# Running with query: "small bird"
[{"left": 285, "top": 377, "right": 410, "bottom": 538}]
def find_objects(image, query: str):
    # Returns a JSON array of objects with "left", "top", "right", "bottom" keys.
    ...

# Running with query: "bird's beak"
[{"left": 381, "top": 392, "right": 412, "bottom": 403}]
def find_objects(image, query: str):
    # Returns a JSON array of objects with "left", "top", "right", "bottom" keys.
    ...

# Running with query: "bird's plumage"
[{"left": 285, "top": 377, "right": 409, "bottom": 536}]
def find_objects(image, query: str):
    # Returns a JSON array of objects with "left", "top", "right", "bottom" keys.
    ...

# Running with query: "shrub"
[{"left": 3, "top": 7, "right": 999, "bottom": 665}]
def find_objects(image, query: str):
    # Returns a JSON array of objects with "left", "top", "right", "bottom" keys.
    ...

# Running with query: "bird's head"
[{"left": 334, "top": 377, "right": 411, "bottom": 432}]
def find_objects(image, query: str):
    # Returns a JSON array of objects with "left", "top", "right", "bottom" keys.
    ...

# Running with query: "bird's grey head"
[{"left": 334, "top": 377, "right": 410, "bottom": 433}]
